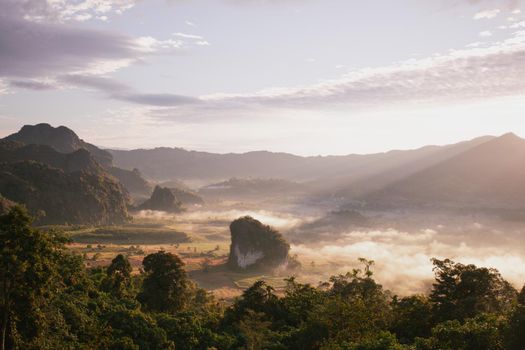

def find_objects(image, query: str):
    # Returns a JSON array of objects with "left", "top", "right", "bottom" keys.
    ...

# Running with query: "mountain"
[
  {"left": 5, "top": 123, "right": 113, "bottom": 167},
  {"left": 199, "top": 177, "right": 306, "bottom": 200},
  {"left": 169, "top": 187, "right": 204, "bottom": 206},
  {"left": 0, "top": 139, "right": 129, "bottom": 224},
  {"left": 4, "top": 124, "right": 151, "bottom": 195},
  {"left": 363, "top": 133, "right": 525, "bottom": 210},
  {"left": 0, "top": 161, "right": 129, "bottom": 224},
  {"left": 107, "top": 167, "right": 152, "bottom": 196},
  {"left": 0, "top": 140, "right": 104, "bottom": 174},
  {"left": 109, "top": 136, "right": 493, "bottom": 184}
]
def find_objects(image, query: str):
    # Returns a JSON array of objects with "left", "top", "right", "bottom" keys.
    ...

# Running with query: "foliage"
[{"left": 2, "top": 208, "right": 525, "bottom": 350}]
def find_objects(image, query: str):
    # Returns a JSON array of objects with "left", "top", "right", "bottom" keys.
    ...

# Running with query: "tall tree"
[
  {"left": 0, "top": 206, "right": 66, "bottom": 350},
  {"left": 104, "top": 254, "right": 133, "bottom": 298},
  {"left": 429, "top": 258, "right": 516, "bottom": 322},
  {"left": 138, "top": 251, "right": 191, "bottom": 313}
]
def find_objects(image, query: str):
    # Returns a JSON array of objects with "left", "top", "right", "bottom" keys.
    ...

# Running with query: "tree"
[
  {"left": 104, "top": 254, "right": 133, "bottom": 298},
  {"left": 138, "top": 251, "right": 191, "bottom": 313},
  {"left": 415, "top": 314, "right": 504, "bottom": 350},
  {"left": 390, "top": 295, "right": 433, "bottom": 343},
  {"left": 0, "top": 206, "right": 66, "bottom": 350},
  {"left": 429, "top": 259, "right": 516, "bottom": 322}
]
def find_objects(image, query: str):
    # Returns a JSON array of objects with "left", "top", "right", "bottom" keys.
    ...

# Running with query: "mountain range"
[{"left": 2, "top": 123, "right": 525, "bottom": 219}]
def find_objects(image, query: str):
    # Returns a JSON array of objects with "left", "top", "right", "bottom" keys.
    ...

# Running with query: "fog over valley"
[{"left": 3, "top": 1, "right": 525, "bottom": 348}]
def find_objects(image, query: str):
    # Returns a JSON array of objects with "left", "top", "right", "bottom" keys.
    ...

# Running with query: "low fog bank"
[
  {"left": 290, "top": 219, "right": 525, "bottom": 295},
  {"left": 133, "top": 202, "right": 525, "bottom": 295}
]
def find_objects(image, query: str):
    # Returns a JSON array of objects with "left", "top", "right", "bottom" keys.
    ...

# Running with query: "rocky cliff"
[{"left": 227, "top": 216, "right": 290, "bottom": 270}]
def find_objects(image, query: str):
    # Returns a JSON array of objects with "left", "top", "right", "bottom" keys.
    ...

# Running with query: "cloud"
[
  {"left": 9, "top": 79, "right": 56, "bottom": 90},
  {"left": 173, "top": 32, "right": 204, "bottom": 40},
  {"left": 0, "top": 0, "right": 143, "bottom": 79},
  {"left": 33, "top": 0, "right": 138, "bottom": 22},
  {"left": 61, "top": 74, "right": 200, "bottom": 106},
  {"left": 473, "top": 8, "right": 501, "bottom": 19},
  {"left": 135, "top": 36, "right": 184, "bottom": 53},
  {"left": 46, "top": 26, "right": 525, "bottom": 123},
  {"left": 292, "top": 226, "right": 525, "bottom": 294},
  {"left": 0, "top": 0, "right": 209, "bottom": 89},
  {"left": 479, "top": 30, "right": 493, "bottom": 36},
  {"left": 194, "top": 29, "right": 525, "bottom": 110},
  {"left": 450, "top": 0, "right": 524, "bottom": 9}
]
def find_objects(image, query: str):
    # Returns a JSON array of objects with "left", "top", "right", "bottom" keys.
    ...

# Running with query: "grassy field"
[{"left": 62, "top": 209, "right": 303, "bottom": 300}]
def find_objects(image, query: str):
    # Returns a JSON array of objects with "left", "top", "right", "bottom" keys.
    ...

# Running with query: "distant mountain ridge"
[
  {"left": 363, "top": 133, "right": 525, "bottom": 210},
  {"left": 108, "top": 135, "right": 494, "bottom": 188},
  {"left": 3, "top": 123, "right": 525, "bottom": 213}
]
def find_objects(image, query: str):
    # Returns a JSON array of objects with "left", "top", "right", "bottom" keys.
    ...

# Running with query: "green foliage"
[
  {"left": 415, "top": 314, "right": 504, "bottom": 350},
  {"left": 502, "top": 305, "right": 525, "bottom": 350},
  {"left": 390, "top": 295, "right": 433, "bottom": 343},
  {"left": 103, "top": 254, "right": 133, "bottom": 298},
  {"left": 429, "top": 258, "right": 517, "bottom": 322},
  {"left": 0, "top": 206, "right": 67, "bottom": 349},
  {"left": 3, "top": 209, "right": 525, "bottom": 350},
  {"left": 138, "top": 251, "right": 191, "bottom": 313}
]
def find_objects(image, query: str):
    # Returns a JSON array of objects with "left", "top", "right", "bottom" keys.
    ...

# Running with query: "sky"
[{"left": 1, "top": 0, "right": 525, "bottom": 155}]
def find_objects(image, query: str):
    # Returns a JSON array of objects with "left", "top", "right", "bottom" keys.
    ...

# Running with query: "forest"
[{"left": 1, "top": 205, "right": 524, "bottom": 350}]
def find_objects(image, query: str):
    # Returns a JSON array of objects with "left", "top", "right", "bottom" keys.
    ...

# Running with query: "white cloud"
[
  {"left": 162, "top": 29, "right": 525, "bottom": 121},
  {"left": 173, "top": 32, "right": 204, "bottom": 40},
  {"left": 479, "top": 30, "right": 493, "bottom": 36},
  {"left": 47, "top": 0, "right": 138, "bottom": 22},
  {"left": 135, "top": 36, "right": 184, "bottom": 53},
  {"left": 196, "top": 40, "right": 211, "bottom": 46},
  {"left": 510, "top": 20, "right": 525, "bottom": 28},
  {"left": 185, "top": 20, "right": 196, "bottom": 27},
  {"left": 473, "top": 8, "right": 500, "bottom": 19}
]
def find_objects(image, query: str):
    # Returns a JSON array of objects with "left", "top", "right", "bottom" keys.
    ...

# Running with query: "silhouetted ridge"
[
  {"left": 5, "top": 123, "right": 113, "bottom": 167},
  {"left": 364, "top": 133, "right": 525, "bottom": 209},
  {"left": 3, "top": 123, "right": 151, "bottom": 195}
]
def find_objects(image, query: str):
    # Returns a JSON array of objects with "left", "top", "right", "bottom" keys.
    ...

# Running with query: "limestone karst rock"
[
  {"left": 227, "top": 216, "right": 290, "bottom": 270},
  {"left": 138, "top": 186, "right": 183, "bottom": 212}
]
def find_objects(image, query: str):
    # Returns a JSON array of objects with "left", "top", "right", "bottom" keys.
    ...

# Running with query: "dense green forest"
[{"left": 1, "top": 206, "right": 525, "bottom": 350}]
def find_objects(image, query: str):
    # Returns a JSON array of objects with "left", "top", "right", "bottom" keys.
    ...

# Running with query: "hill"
[
  {"left": 4, "top": 124, "right": 151, "bottom": 195},
  {"left": 199, "top": 177, "right": 306, "bottom": 199},
  {"left": 363, "top": 133, "right": 525, "bottom": 210},
  {"left": 0, "top": 139, "right": 130, "bottom": 224},
  {"left": 137, "top": 186, "right": 183, "bottom": 212},
  {"left": 0, "top": 161, "right": 129, "bottom": 224},
  {"left": 5, "top": 123, "right": 113, "bottom": 167},
  {"left": 109, "top": 137, "right": 492, "bottom": 185}
]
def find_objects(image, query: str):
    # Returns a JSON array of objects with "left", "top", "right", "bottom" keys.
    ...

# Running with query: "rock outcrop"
[
  {"left": 137, "top": 186, "right": 183, "bottom": 212},
  {"left": 227, "top": 216, "right": 290, "bottom": 270}
]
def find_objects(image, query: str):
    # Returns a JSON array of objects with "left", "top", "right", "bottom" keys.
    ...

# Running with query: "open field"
[{"left": 63, "top": 206, "right": 310, "bottom": 300}]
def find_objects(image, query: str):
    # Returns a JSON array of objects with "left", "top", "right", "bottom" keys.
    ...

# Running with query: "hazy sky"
[{"left": 1, "top": 0, "right": 525, "bottom": 155}]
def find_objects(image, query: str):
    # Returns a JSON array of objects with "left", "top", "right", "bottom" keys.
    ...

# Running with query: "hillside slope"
[
  {"left": 0, "top": 140, "right": 130, "bottom": 224},
  {"left": 364, "top": 133, "right": 525, "bottom": 209},
  {"left": 4, "top": 124, "right": 151, "bottom": 195}
]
